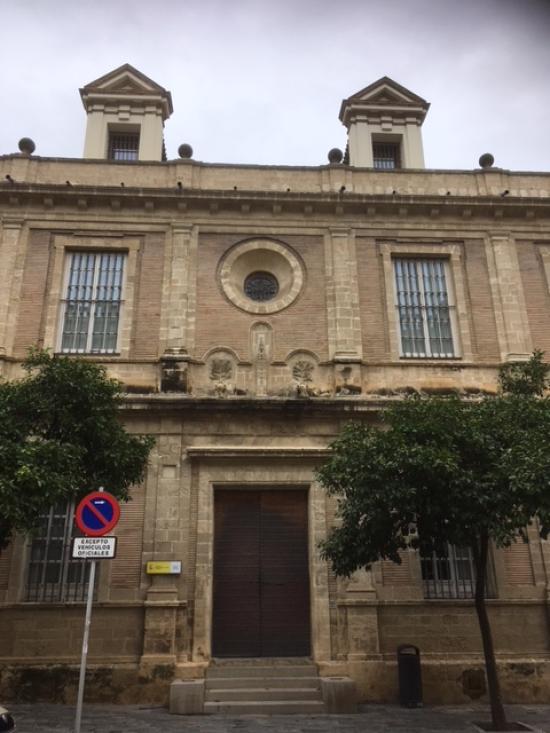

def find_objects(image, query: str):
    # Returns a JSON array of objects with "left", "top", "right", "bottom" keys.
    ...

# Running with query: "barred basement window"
[
  {"left": 373, "top": 142, "right": 400, "bottom": 169},
  {"left": 421, "top": 544, "right": 476, "bottom": 599},
  {"left": 26, "top": 503, "right": 93, "bottom": 602},
  {"left": 394, "top": 258, "right": 456, "bottom": 358},
  {"left": 60, "top": 252, "right": 125, "bottom": 354},
  {"left": 108, "top": 132, "right": 139, "bottom": 161}
]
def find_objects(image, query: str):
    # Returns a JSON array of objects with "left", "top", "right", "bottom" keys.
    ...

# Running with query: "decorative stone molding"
[{"left": 219, "top": 238, "right": 304, "bottom": 314}]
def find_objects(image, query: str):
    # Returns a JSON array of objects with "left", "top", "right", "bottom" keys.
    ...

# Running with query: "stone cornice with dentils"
[{"left": 0, "top": 181, "right": 549, "bottom": 221}]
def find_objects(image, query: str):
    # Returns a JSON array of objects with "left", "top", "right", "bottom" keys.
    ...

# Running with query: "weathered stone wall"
[{"left": 0, "top": 606, "right": 143, "bottom": 661}]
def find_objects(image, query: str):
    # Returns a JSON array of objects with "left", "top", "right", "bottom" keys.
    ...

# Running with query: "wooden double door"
[{"left": 212, "top": 489, "right": 310, "bottom": 657}]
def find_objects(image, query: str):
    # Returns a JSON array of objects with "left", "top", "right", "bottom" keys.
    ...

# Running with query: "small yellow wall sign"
[{"left": 146, "top": 561, "right": 182, "bottom": 575}]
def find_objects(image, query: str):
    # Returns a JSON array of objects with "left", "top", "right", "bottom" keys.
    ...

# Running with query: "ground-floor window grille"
[
  {"left": 421, "top": 544, "right": 476, "bottom": 598},
  {"left": 26, "top": 503, "right": 93, "bottom": 602}
]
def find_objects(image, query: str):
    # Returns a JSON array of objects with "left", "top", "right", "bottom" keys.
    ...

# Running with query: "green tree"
[
  {"left": 0, "top": 350, "right": 154, "bottom": 549},
  {"left": 317, "top": 352, "right": 550, "bottom": 732}
]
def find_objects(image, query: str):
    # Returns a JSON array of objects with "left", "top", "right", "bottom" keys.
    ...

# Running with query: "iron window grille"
[
  {"left": 60, "top": 252, "right": 125, "bottom": 354},
  {"left": 421, "top": 544, "right": 473, "bottom": 599},
  {"left": 394, "top": 258, "right": 456, "bottom": 359},
  {"left": 108, "top": 132, "right": 139, "bottom": 161},
  {"left": 421, "top": 544, "right": 489, "bottom": 599},
  {"left": 373, "top": 142, "right": 401, "bottom": 169},
  {"left": 26, "top": 503, "right": 94, "bottom": 602}
]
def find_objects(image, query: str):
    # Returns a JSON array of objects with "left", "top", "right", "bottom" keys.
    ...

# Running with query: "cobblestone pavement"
[{"left": 8, "top": 703, "right": 550, "bottom": 733}]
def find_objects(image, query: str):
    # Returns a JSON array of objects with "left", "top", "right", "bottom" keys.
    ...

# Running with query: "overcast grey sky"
[{"left": 1, "top": 0, "right": 549, "bottom": 171}]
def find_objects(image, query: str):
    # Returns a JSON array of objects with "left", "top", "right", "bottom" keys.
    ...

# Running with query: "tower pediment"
[
  {"left": 339, "top": 77, "right": 429, "bottom": 125},
  {"left": 80, "top": 63, "right": 173, "bottom": 119}
]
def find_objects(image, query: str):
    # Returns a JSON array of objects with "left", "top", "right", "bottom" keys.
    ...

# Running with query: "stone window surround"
[
  {"left": 380, "top": 240, "right": 473, "bottom": 362},
  {"left": 218, "top": 238, "right": 305, "bottom": 315},
  {"left": 42, "top": 233, "right": 140, "bottom": 359}
]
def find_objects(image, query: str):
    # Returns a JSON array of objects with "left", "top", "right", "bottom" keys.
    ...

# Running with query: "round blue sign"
[{"left": 75, "top": 492, "right": 120, "bottom": 537}]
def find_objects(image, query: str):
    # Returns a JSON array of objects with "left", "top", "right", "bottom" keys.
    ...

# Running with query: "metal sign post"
[
  {"left": 74, "top": 555, "right": 96, "bottom": 733},
  {"left": 73, "top": 488, "right": 120, "bottom": 733}
]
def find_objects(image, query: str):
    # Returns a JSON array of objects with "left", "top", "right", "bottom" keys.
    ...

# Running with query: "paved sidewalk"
[{"left": 8, "top": 703, "right": 550, "bottom": 733}]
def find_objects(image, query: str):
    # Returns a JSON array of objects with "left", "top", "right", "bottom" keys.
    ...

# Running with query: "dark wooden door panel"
[
  {"left": 213, "top": 489, "right": 310, "bottom": 657},
  {"left": 260, "top": 491, "right": 310, "bottom": 656},
  {"left": 212, "top": 491, "right": 261, "bottom": 657}
]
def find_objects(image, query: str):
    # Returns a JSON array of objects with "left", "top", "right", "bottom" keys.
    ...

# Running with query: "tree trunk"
[{"left": 472, "top": 533, "right": 508, "bottom": 731}]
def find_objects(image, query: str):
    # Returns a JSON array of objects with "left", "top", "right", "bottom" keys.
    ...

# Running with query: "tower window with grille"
[
  {"left": 108, "top": 132, "right": 139, "bottom": 161},
  {"left": 26, "top": 503, "right": 94, "bottom": 602},
  {"left": 373, "top": 142, "right": 400, "bottom": 169},
  {"left": 60, "top": 251, "right": 125, "bottom": 354},
  {"left": 394, "top": 258, "right": 456, "bottom": 359}
]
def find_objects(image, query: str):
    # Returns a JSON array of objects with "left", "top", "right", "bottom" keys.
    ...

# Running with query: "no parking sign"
[{"left": 75, "top": 491, "right": 120, "bottom": 536}]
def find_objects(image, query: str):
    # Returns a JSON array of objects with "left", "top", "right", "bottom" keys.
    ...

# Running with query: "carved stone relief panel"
[
  {"left": 205, "top": 349, "right": 239, "bottom": 396},
  {"left": 284, "top": 350, "right": 326, "bottom": 397}
]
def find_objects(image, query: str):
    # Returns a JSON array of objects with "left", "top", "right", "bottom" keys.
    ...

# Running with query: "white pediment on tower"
[
  {"left": 339, "top": 77, "right": 429, "bottom": 125},
  {"left": 80, "top": 64, "right": 173, "bottom": 118}
]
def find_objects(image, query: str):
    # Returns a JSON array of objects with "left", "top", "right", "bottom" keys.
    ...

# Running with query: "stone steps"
[
  {"left": 204, "top": 700, "right": 326, "bottom": 715},
  {"left": 204, "top": 660, "right": 326, "bottom": 715},
  {"left": 206, "top": 675, "right": 320, "bottom": 689},
  {"left": 206, "top": 686, "right": 322, "bottom": 702}
]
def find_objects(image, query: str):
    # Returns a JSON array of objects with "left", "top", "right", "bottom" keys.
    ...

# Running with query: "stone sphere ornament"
[
  {"left": 178, "top": 144, "right": 193, "bottom": 159},
  {"left": 327, "top": 147, "right": 344, "bottom": 164},
  {"left": 18, "top": 137, "right": 36, "bottom": 155},
  {"left": 478, "top": 153, "right": 495, "bottom": 169}
]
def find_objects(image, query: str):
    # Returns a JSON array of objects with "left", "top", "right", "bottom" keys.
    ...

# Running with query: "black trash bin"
[{"left": 397, "top": 644, "right": 423, "bottom": 707}]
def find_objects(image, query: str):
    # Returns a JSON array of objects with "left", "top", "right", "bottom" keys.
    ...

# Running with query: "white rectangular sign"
[{"left": 72, "top": 536, "right": 117, "bottom": 559}]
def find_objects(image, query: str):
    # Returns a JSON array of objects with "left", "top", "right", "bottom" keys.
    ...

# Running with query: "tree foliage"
[
  {"left": 317, "top": 353, "right": 550, "bottom": 730},
  {"left": 0, "top": 350, "right": 154, "bottom": 548}
]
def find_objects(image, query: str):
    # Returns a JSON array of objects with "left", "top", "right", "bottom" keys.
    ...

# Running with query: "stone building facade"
[{"left": 1, "top": 64, "right": 550, "bottom": 706}]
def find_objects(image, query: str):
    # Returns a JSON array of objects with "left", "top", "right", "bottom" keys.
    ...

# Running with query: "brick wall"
[
  {"left": 463, "top": 239, "right": 500, "bottom": 361},
  {"left": 356, "top": 238, "right": 389, "bottom": 361},
  {"left": 13, "top": 230, "right": 51, "bottom": 356},
  {"left": 194, "top": 234, "right": 328, "bottom": 362},
  {"left": 131, "top": 233, "right": 165, "bottom": 358},
  {"left": 518, "top": 241, "right": 550, "bottom": 354}
]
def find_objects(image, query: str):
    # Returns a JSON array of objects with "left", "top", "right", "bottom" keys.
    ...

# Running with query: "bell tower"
[
  {"left": 339, "top": 77, "right": 429, "bottom": 169},
  {"left": 80, "top": 64, "right": 173, "bottom": 162}
]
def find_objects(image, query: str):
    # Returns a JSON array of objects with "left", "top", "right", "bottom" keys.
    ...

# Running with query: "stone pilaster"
[
  {"left": 141, "top": 577, "right": 180, "bottom": 665},
  {"left": 324, "top": 227, "right": 362, "bottom": 361},
  {"left": 0, "top": 218, "right": 24, "bottom": 355},
  {"left": 141, "top": 433, "right": 186, "bottom": 667},
  {"left": 485, "top": 233, "right": 532, "bottom": 360},
  {"left": 161, "top": 224, "right": 197, "bottom": 354}
]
